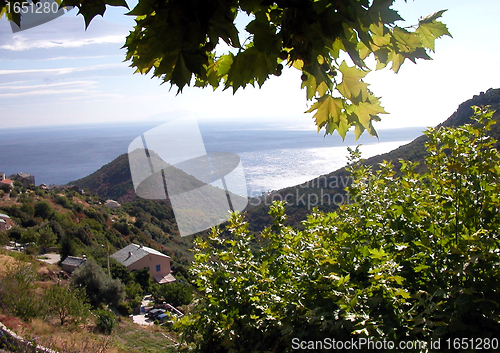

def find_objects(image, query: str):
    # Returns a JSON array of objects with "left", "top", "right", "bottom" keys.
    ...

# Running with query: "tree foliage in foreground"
[
  {"left": 1, "top": 0, "right": 450, "bottom": 139},
  {"left": 177, "top": 107, "right": 500, "bottom": 352}
]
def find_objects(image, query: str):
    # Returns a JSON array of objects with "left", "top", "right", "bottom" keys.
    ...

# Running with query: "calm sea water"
[{"left": 0, "top": 118, "right": 425, "bottom": 195}]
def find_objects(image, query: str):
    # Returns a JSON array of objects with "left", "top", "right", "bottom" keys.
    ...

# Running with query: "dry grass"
[
  {"left": 16, "top": 319, "right": 115, "bottom": 353},
  {"left": 2, "top": 315, "right": 179, "bottom": 353},
  {"left": 112, "top": 319, "right": 178, "bottom": 353},
  {"left": 0, "top": 254, "right": 18, "bottom": 277}
]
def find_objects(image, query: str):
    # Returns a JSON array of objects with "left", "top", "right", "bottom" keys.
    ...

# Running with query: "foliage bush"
[
  {"left": 151, "top": 282, "right": 193, "bottom": 307},
  {"left": 55, "top": 195, "right": 71, "bottom": 209},
  {"left": 71, "top": 259, "right": 125, "bottom": 308},
  {"left": 116, "top": 301, "right": 132, "bottom": 316},
  {"left": 59, "top": 233, "right": 77, "bottom": 260},
  {"left": 34, "top": 201, "right": 53, "bottom": 219},
  {"left": 133, "top": 268, "right": 152, "bottom": 292},
  {"left": 0, "top": 231, "right": 8, "bottom": 246},
  {"left": 95, "top": 309, "right": 117, "bottom": 335},
  {"left": 0, "top": 263, "right": 43, "bottom": 321},
  {"left": 179, "top": 107, "right": 500, "bottom": 352},
  {"left": 43, "top": 283, "right": 91, "bottom": 326},
  {"left": 37, "top": 225, "right": 57, "bottom": 248}
]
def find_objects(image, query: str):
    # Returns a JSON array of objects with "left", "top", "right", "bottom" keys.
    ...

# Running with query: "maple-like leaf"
[
  {"left": 32, "top": 0, "right": 450, "bottom": 139},
  {"left": 306, "top": 95, "right": 344, "bottom": 130},
  {"left": 392, "top": 27, "right": 422, "bottom": 53},
  {"left": 336, "top": 61, "right": 370, "bottom": 101},
  {"left": 351, "top": 101, "right": 387, "bottom": 129},
  {"left": 416, "top": 20, "right": 452, "bottom": 52}
]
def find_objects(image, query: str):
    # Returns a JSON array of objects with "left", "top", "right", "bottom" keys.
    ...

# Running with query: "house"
[
  {"left": 0, "top": 173, "right": 14, "bottom": 189},
  {"left": 9, "top": 172, "right": 35, "bottom": 188},
  {"left": 105, "top": 200, "right": 121, "bottom": 209},
  {"left": 61, "top": 256, "right": 87, "bottom": 273},
  {"left": 0, "top": 213, "right": 13, "bottom": 232},
  {"left": 111, "top": 243, "right": 175, "bottom": 284},
  {"left": 65, "top": 185, "right": 85, "bottom": 195},
  {"left": 0, "top": 178, "right": 14, "bottom": 188},
  {"left": 0, "top": 219, "right": 8, "bottom": 232}
]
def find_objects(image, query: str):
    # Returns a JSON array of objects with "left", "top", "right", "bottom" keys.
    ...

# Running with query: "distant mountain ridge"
[{"left": 73, "top": 88, "right": 500, "bottom": 229}]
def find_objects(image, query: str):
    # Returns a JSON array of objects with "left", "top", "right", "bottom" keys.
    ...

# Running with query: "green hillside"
[
  {"left": 70, "top": 88, "right": 500, "bottom": 233},
  {"left": 245, "top": 88, "right": 500, "bottom": 229}
]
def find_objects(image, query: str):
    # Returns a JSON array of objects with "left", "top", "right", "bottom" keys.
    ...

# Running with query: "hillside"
[
  {"left": 244, "top": 88, "right": 500, "bottom": 229},
  {"left": 71, "top": 154, "right": 136, "bottom": 202},
  {"left": 72, "top": 88, "right": 500, "bottom": 231}
]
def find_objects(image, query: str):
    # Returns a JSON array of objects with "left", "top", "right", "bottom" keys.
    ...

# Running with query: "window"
[{"left": 156, "top": 264, "right": 161, "bottom": 272}]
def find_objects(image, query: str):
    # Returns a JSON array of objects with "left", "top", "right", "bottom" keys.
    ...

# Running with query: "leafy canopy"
[
  {"left": 1, "top": 0, "right": 450, "bottom": 139},
  {"left": 177, "top": 107, "right": 500, "bottom": 351}
]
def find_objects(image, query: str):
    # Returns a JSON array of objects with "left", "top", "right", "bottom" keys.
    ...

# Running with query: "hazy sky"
[{"left": 1, "top": 0, "right": 499, "bottom": 131}]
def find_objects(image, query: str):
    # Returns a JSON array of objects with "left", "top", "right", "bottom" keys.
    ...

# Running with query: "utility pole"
[
  {"left": 106, "top": 241, "right": 110, "bottom": 277},
  {"left": 102, "top": 243, "right": 111, "bottom": 277}
]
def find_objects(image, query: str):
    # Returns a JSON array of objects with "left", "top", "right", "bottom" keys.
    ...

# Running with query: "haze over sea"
[{"left": 0, "top": 117, "right": 425, "bottom": 196}]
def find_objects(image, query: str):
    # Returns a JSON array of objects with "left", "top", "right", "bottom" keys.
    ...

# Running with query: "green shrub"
[
  {"left": 151, "top": 282, "right": 193, "bottom": 307},
  {"left": 95, "top": 309, "right": 117, "bottom": 334},
  {"left": 0, "top": 263, "right": 43, "bottom": 321},
  {"left": 116, "top": 302, "right": 132, "bottom": 316},
  {"left": 181, "top": 108, "right": 500, "bottom": 352},
  {"left": 71, "top": 259, "right": 125, "bottom": 307},
  {"left": 34, "top": 201, "right": 53, "bottom": 219},
  {"left": 55, "top": 195, "right": 71, "bottom": 209},
  {"left": 43, "top": 283, "right": 90, "bottom": 326}
]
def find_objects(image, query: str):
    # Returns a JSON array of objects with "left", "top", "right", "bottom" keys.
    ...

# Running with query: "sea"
[{"left": 0, "top": 118, "right": 425, "bottom": 197}]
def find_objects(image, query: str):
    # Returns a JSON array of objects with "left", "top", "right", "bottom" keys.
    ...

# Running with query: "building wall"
[
  {"left": 127, "top": 253, "right": 171, "bottom": 278},
  {"left": 0, "top": 215, "right": 13, "bottom": 230},
  {"left": 61, "top": 264, "right": 78, "bottom": 273}
]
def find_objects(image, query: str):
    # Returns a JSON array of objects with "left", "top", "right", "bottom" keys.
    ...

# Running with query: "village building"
[
  {"left": 111, "top": 243, "right": 175, "bottom": 284},
  {"left": 60, "top": 256, "right": 87, "bottom": 273},
  {"left": 105, "top": 200, "right": 121, "bottom": 209},
  {"left": 9, "top": 172, "right": 35, "bottom": 188},
  {"left": 0, "top": 173, "right": 14, "bottom": 189},
  {"left": 0, "top": 213, "right": 13, "bottom": 232},
  {"left": 64, "top": 185, "right": 85, "bottom": 195}
]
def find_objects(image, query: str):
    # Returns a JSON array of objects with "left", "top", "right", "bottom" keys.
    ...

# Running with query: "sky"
[{"left": 0, "top": 0, "right": 499, "bottom": 132}]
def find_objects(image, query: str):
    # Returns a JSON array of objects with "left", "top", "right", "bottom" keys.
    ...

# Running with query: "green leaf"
[
  {"left": 305, "top": 95, "right": 344, "bottom": 130},
  {"left": 392, "top": 27, "right": 422, "bottom": 53},
  {"left": 368, "top": 248, "right": 387, "bottom": 259},
  {"left": 336, "top": 61, "right": 370, "bottom": 101},
  {"left": 419, "top": 9, "right": 448, "bottom": 24},
  {"left": 64, "top": 0, "right": 451, "bottom": 139},
  {"left": 395, "top": 288, "right": 411, "bottom": 299},
  {"left": 352, "top": 102, "right": 382, "bottom": 128},
  {"left": 416, "top": 20, "right": 452, "bottom": 52}
]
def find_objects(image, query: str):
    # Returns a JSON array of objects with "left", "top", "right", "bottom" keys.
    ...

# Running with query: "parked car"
[{"left": 147, "top": 308, "right": 165, "bottom": 320}]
